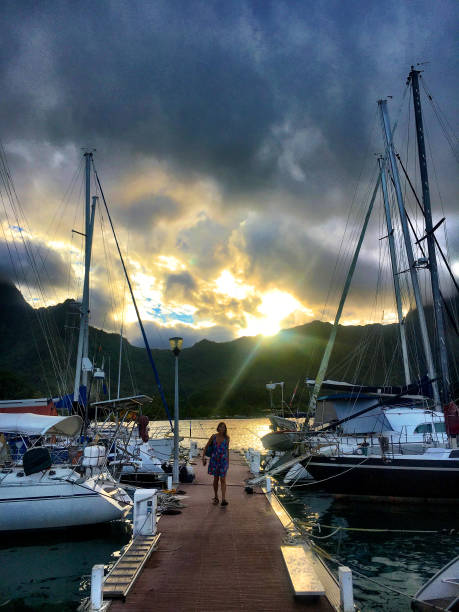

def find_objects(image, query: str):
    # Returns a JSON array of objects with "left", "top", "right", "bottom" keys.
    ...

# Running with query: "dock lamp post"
[
  {"left": 266, "top": 382, "right": 284, "bottom": 416},
  {"left": 169, "top": 337, "right": 183, "bottom": 484}
]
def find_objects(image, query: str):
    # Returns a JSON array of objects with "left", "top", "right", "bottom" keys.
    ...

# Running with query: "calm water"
[
  {"left": 279, "top": 489, "right": 459, "bottom": 611},
  {"left": 1, "top": 418, "right": 457, "bottom": 611}
]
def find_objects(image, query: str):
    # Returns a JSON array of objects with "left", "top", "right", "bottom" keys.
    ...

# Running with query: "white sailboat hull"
[
  {"left": 261, "top": 430, "right": 305, "bottom": 451},
  {"left": 0, "top": 467, "right": 131, "bottom": 531}
]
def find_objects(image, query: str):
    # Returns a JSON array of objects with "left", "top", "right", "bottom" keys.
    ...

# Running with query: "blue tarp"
[{"left": 54, "top": 385, "right": 87, "bottom": 412}]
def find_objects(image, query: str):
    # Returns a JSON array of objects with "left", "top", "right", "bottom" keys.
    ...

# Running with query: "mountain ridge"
[{"left": 0, "top": 281, "right": 457, "bottom": 417}]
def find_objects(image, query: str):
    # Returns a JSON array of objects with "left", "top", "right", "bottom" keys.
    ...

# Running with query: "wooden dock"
[{"left": 108, "top": 450, "right": 336, "bottom": 611}]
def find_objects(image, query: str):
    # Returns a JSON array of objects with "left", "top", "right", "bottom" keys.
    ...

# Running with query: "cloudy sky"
[{"left": 0, "top": 0, "right": 457, "bottom": 348}]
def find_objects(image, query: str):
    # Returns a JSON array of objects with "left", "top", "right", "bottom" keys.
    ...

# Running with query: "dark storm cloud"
[
  {"left": 1, "top": 0, "right": 457, "bottom": 214},
  {"left": 0, "top": 236, "right": 71, "bottom": 294},
  {"left": 238, "top": 208, "right": 396, "bottom": 311},
  {"left": 115, "top": 195, "right": 182, "bottom": 232},
  {"left": 176, "top": 213, "right": 231, "bottom": 272},
  {"left": 1, "top": 1, "right": 457, "bottom": 345},
  {"left": 87, "top": 285, "right": 114, "bottom": 330},
  {"left": 164, "top": 271, "right": 197, "bottom": 301}
]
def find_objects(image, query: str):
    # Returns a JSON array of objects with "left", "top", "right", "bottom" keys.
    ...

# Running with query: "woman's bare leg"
[
  {"left": 220, "top": 476, "right": 226, "bottom": 502},
  {"left": 213, "top": 476, "right": 219, "bottom": 499}
]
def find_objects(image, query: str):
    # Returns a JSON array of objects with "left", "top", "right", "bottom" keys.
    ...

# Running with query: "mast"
[
  {"left": 82, "top": 196, "right": 97, "bottom": 389},
  {"left": 306, "top": 173, "right": 381, "bottom": 423},
  {"left": 408, "top": 67, "right": 450, "bottom": 404},
  {"left": 378, "top": 99, "right": 440, "bottom": 407},
  {"left": 117, "top": 320, "right": 123, "bottom": 399},
  {"left": 378, "top": 156, "right": 411, "bottom": 385},
  {"left": 73, "top": 153, "right": 96, "bottom": 403}
]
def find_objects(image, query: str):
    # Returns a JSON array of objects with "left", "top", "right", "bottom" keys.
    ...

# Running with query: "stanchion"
[
  {"left": 265, "top": 476, "right": 272, "bottom": 493},
  {"left": 339, "top": 566, "right": 354, "bottom": 612}
]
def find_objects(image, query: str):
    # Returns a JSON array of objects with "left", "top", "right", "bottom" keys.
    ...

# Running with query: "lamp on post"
[
  {"left": 266, "top": 381, "right": 284, "bottom": 416},
  {"left": 169, "top": 337, "right": 183, "bottom": 484}
]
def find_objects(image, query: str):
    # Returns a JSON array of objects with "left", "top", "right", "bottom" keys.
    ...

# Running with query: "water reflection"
[
  {"left": 0, "top": 521, "right": 131, "bottom": 610},
  {"left": 280, "top": 487, "right": 459, "bottom": 612},
  {"left": 154, "top": 417, "right": 271, "bottom": 451}
]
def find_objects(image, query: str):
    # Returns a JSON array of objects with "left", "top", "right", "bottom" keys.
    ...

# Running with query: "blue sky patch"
[{"left": 148, "top": 304, "right": 194, "bottom": 325}]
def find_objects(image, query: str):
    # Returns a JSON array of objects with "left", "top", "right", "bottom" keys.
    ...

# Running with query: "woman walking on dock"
[{"left": 203, "top": 422, "right": 230, "bottom": 506}]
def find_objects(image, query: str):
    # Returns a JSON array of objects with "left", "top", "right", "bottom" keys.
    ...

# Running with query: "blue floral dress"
[{"left": 208, "top": 436, "right": 229, "bottom": 477}]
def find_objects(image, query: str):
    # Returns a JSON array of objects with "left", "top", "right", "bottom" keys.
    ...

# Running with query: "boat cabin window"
[
  {"left": 434, "top": 422, "right": 446, "bottom": 433},
  {"left": 413, "top": 423, "right": 432, "bottom": 434}
]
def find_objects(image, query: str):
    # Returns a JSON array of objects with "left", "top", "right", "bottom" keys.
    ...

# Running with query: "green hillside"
[{"left": 0, "top": 282, "right": 457, "bottom": 418}]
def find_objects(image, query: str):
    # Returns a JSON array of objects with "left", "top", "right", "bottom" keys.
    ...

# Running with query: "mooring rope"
[
  {"left": 300, "top": 521, "right": 443, "bottom": 539},
  {"left": 311, "top": 542, "right": 419, "bottom": 602},
  {"left": 285, "top": 454, "right": 372, "bottom": 488}
]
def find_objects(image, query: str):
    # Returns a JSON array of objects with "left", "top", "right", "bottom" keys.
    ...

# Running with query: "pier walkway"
[{"left": 109, "top": 450, "right": 334, "bottom": 611}]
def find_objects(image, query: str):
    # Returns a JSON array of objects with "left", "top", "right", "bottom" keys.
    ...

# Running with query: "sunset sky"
[{"left": 0, "top": 1, "right": 457, "bottom": 348}]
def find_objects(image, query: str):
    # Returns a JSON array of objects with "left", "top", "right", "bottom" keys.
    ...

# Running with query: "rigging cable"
[
  {"left": 92, "top": 162, "right": 173, "bottom": 429},
  {"left": 420, "top": 75, "right": 459, "bottom": 165},
  {"left": 0, "top": 143, "right": 69, "bottom": 398},
  {"left": 395, "top": 154, "right": 459, "bottom": 299}
]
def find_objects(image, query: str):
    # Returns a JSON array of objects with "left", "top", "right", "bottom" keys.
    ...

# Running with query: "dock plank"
[{"left": 108, "top": 450, "right": 335, "bottom": 611}]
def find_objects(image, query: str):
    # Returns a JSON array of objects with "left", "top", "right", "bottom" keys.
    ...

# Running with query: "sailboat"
[
  {"left": 0, "top": 413, "right": 131, "bottom": 531},
  {"left": 299, "top": 67, "right": 459, "bottom": 501},
  {"left": 0, "top": 151, "right": 137, "bottom": 530},
  {"left": 88, "top": 394, "right": 175, "bottom": 487},
  {"left": 411, "top": 555, "right": 459, "bottom": 611},
  {"left": 63, "top": 152, "right": 179, "bottom": 486}
]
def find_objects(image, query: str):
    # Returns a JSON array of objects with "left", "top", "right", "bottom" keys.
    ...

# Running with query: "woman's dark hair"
[{"left": 217, "top": 422, "right": 229, "bottom": 438}]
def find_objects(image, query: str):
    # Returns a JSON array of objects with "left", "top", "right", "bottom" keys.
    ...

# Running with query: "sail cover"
[
  {"left": 0, "top": 413, "right": 83, "bottom": 437},
  {"left": 305, "top": 376, "right": 432, "bottom": 398}
]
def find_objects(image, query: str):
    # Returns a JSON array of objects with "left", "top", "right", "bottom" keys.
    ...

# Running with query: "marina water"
[{"left": 1, "top": 418, "right": 457, "bottom": 611}]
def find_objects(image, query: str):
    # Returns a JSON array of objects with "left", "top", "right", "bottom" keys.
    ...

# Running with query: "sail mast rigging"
[
  {"left": 378, "top": 98, "right": 440, "bottom": 408},
  {"left": 395, "top": 152, "right": 459, "bottom": 296},
  {"left": 73, "top": 152, "right": 96, "bottom": 406},
  {"left": 408, "top": 66, "right": 451, "bottom": 405},
  {"left": 378, "top": 156, "right": 411, "bottom": 385},
  {"left": 93, "top": 165, "right": 173, "bottom": 428},
  {"left": 305, "top": 172, "right": 381, "bottom": 424}
]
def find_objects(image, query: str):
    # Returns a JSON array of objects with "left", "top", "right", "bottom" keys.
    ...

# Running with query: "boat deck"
[{"left": 108, "top": 450, "right": 335, "bottom": 611}]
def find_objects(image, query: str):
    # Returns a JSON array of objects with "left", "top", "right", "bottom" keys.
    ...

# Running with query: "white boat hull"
[
  {"left": 283, "top": 462, "right": 313, "bottom": 484},
  {"left": 261, "top": 430, "right": 304, "bottom": 451},
  {"left": 0, "top": 467, "right": 131, "bottom": 531}
]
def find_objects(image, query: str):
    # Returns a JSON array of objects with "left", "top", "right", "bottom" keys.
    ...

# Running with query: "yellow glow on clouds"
[
  {"left": 117, "top": 265, "right": 314, "bottom": 338},
  {"left": 156, "top": 255, "right": 185, "bottom": 272},
  {"left": 341, "top": 317, "right": 378, "bottom": 326},
  {"left": 243, "top": 289, "right": 311, "bottom": 337},
  {"left": 381, "top": 310, "right": 398, "bottom": 323},
  {"left": 119, "top": 270, "right": 162, "bottom": 324},
  {"left": 214, "top": 271, "right": 314, "bottom": 336},
  {"left": 116, "top": 164, "right": 221, "bottom": 227},
  {"left": 215, "top": 270, "right": 253, "bottom": 300}
]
